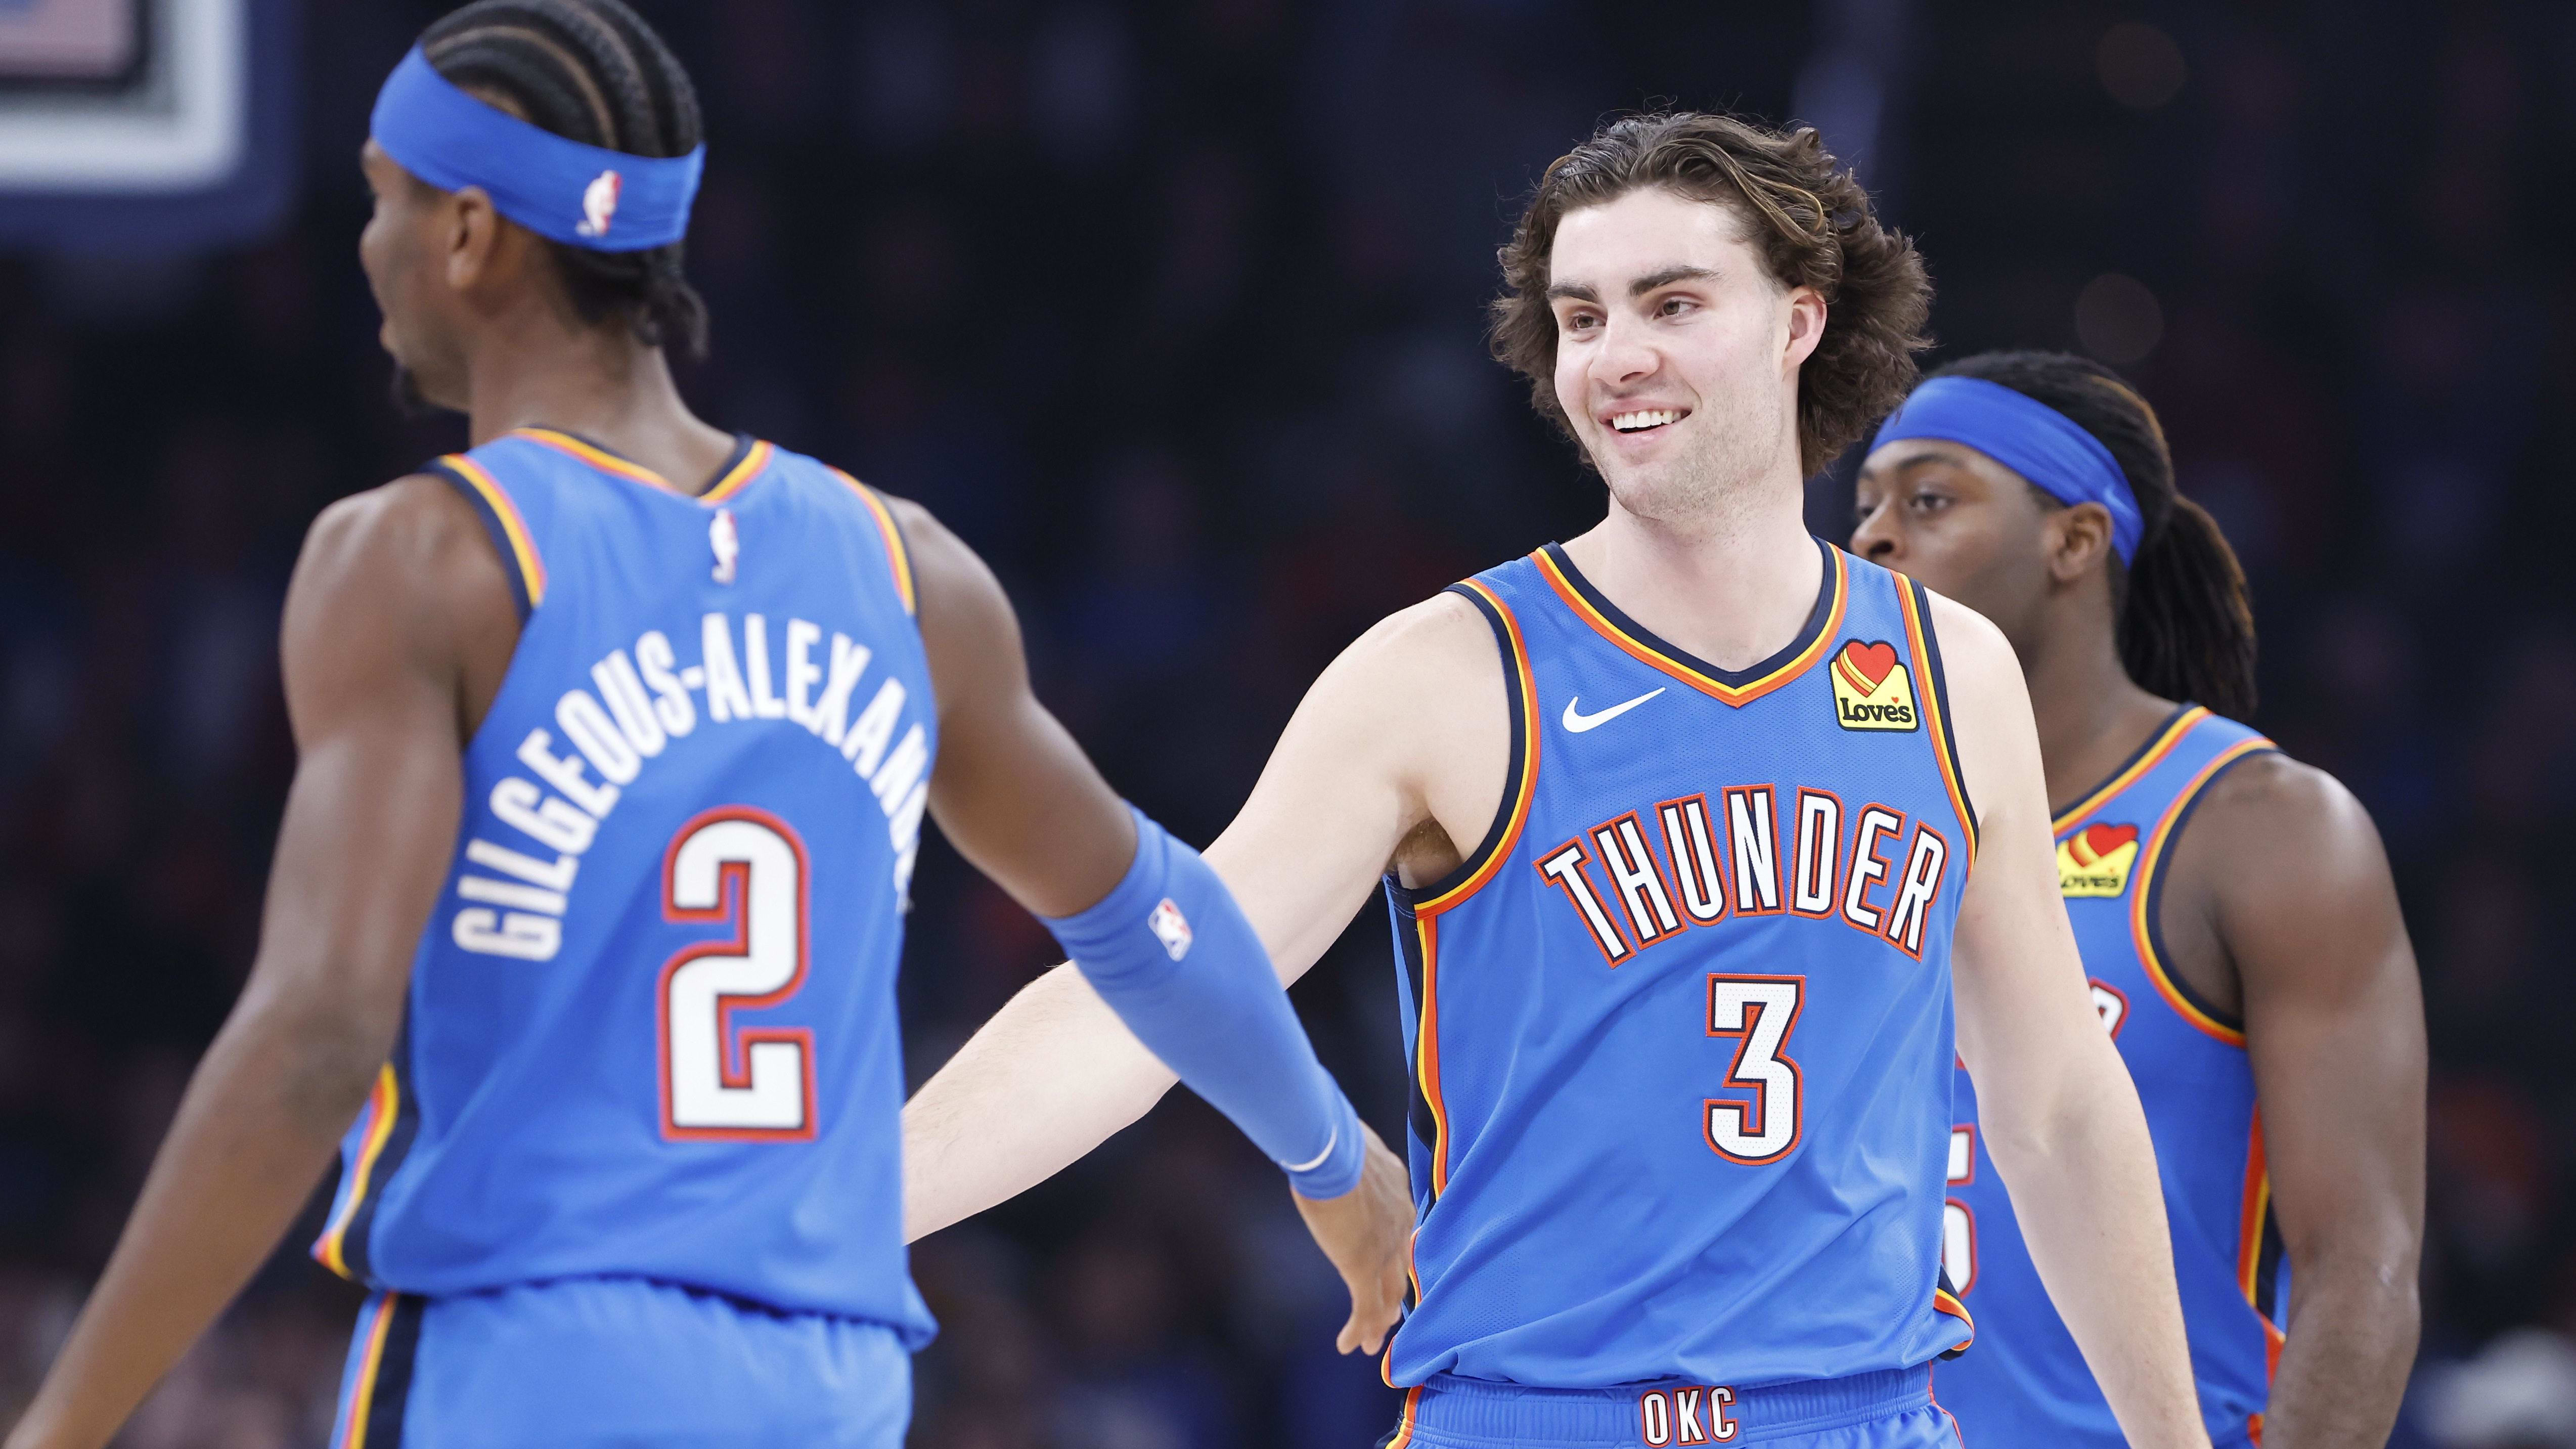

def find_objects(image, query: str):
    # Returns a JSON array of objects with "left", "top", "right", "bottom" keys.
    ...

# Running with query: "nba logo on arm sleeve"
[{"left": 1148, "top": 899, "right": 1193, "bottom": 960}]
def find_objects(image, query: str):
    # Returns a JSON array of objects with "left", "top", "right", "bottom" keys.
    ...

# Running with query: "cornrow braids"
[
  {"left": 1932, "top": 350, "right": 2259, "bottom": 720},
  {"left": 418, "top": 0, "right": 708, "bottom": 357}
]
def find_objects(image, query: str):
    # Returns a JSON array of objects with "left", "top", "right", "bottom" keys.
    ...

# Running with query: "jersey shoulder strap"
[
  {"left": 771, "top": 448, "right": 918, "bottom": 620},
  {"left": 1398, "top": 560, "right": 1542, "bottom": 914},
  {"left": 420, "top": 436, "right": 566, "bottom": 622},
  {"left": 1840, "top": 549, "right": 1982, "bottom": 863},
  {"left": 2062, "top": 705, "right": 2278, "bottom": 1044}
]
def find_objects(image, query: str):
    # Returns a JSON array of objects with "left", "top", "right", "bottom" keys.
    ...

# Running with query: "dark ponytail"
[
  {"left": 1932, "top": 351, "right": 2258, "bottom": 720},
  {"left": 419, "top": 0, "right": 709, "bottom": 359}
]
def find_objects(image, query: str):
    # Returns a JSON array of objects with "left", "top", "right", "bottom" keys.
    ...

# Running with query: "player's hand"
[{"left": 1292, "top": 1120, "right": 1412, "bottom": 1355}]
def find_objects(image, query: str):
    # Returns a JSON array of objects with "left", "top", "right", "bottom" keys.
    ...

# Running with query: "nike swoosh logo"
[{"left": 1562, "top": 688, "right": 1666, "bottom": 733}]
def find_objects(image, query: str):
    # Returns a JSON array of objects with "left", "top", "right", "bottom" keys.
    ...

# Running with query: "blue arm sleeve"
[{"left": 1042, "top": 807, "right": 1365, "bottom": 1199}]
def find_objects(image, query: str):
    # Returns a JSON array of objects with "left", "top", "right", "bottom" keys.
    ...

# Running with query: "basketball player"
[
  {"left": 1, "top": 6, "right": 1411, "bottom": 1446},
  {"left": 904, "top": 114, "right": 2215, "bottom": 1448},
  {"left": 1850, "top": 353, "right": 2425, "bottom": 1448}
]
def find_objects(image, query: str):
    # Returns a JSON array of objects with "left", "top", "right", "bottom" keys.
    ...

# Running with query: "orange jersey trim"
[
  {"left": 1414, "top": 579, "right": 1538, "bottom": 916},
  {"left": 513, "top": 427, "right": 778, "bottom": 508},
  {"left": 440, "top": 455, "right": 548, "bottom": 608},
  {"left": 1533, "top": 546, "right": 1848, "bottom": 707},
  {"left": 1934, "top": 1285, "right": 1975, "bottom": 1353},
  {"left": 2238, "top": 1113, "right": 2288, "bottom": 1375},
  {"left": 1383, "top": 1385, "right": 1423, "bottom": 1446},
  {"left": 2236, "top": 1114, "right": 2269, "bottom": 1298},
  {"left": 2054, "top": 706, "right": 2208, "bottom": 837},
  {"left": 1894, "top": 578, "right": 1979, "bottom": 866},
  {"left": 831, "top": 468, "right": 917, "bottom": 615},
  {"left": 512, "top": 426, "right": 671, "bottom": 489},
  {"left": 700, "top": 438, "right": 774, "bottom": 504},
  {"left": 333, "top": 1291, "right": 398, "bottom": 1449},
  {"left": 314, "top": 1065, "right": 401, "bottom": 1279},
  {"left": 1412, "top": 913, "right": 1454, "bottom": 1198},
  {"left": 2127, "top": 735, "right": 2271, "bottom": 1046}
]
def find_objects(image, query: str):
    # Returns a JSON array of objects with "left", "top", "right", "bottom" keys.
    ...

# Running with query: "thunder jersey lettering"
[
  {"left": 1382, "top": 540, "right": 1977, "bottom": 1391},
  {"left": 1937, "top": 706, "right": 2281, "bottom": 1447},
  {"left": 310, "top": 428, "right": 937, "bottom": 1345}
]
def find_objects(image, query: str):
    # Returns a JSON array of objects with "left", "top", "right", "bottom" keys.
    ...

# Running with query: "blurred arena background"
[{"left": 1, "top": 0, "right": 2571, "bottom": 1444}]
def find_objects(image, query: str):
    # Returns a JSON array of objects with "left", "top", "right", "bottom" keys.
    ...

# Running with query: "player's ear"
[
  {"left": 2047, "top": 500, "right": 2116, "bottom": 585},
  {"left": 442, "top": 184, "right": 504, "bottom": 293},
  {"left": 1781, "top": 286, "right": 1827, "bottom": 371}
]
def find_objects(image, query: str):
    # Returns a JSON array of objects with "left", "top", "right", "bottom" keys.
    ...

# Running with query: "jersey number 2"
[
  {"left": 659, "top": 808, "right": 817, "bottom": 1140},
  {"left": 1705, "top": 975, "right": 1804, "bottom": 1163}
]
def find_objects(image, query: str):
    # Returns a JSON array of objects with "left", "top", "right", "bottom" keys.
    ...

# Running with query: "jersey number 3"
[
  {"left": 1705, "top": 975, "right": 1804, "bottom": 1163},
  {"left": 659, "top": 808, "right": 817, "bottom": 1140}
]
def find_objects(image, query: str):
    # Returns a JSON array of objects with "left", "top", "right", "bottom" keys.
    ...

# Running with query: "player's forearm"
[
  {"left": 2259, "top": 1246, "right": 2420, "bottom": 1449},
  {"left": 8, "top": 996, "right": 381, "bottom": 1449},
  {"left": 1042, "top": 811, "right": 1364, "bottom": 1197},
  {"left": 902, "top": 962, "right": 1176, "bottom": 1241},
  {"left": 1988, "top": 1043, "right": 2209, "bottom": 1449}
]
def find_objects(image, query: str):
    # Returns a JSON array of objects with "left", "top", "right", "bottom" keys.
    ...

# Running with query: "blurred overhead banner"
[
  {"left": 0, "top": 0, "right": 295, "bottom": 249},
  {"left": 0, "top": 0, "right": 142, "bottom": 83}
]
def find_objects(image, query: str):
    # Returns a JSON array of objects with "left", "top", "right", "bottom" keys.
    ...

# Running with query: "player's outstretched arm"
[
  {"left": 2193, "top": 760, "right": 2424, "bottom": 1449},
  {"left": 896, "top": 498, "right": 1438, "bottom": 1353},
  {"left": 5, "top": 478, "right": 508, "bottom": 1449},
  {"left": 1938, "top": 595, "right": 2212, "bottom": 1449}
]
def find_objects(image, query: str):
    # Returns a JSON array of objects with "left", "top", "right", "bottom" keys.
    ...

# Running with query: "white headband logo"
[{"left": 575, "top": 170, "right": 621, "bottom": 239}]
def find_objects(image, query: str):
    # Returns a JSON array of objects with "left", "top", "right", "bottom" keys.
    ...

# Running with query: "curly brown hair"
[{"left": 1490, "top": 112, "right": 1933, "bottom": 477}]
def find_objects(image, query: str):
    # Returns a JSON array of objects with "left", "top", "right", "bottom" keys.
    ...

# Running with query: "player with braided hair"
[
  {"left": 410, "top": 0, "right": 709, "bottom": 359},
  {"left": 2, "top": 4, "right": 1411, "bottom": 1445},
  {"left": 1853, "top": 352, "right": 2425, "bottom": 1448}
]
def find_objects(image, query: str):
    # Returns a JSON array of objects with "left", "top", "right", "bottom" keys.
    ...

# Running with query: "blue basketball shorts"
[
  {"left": 1381, "top": 1366, "right": 1963, "bottom": 1449},
  {"left": 327, "top": 1277, "right": 912, "bottom": 1448}
]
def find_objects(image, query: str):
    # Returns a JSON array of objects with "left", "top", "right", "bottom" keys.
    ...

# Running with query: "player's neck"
[
  {"left": 461, "top": 319, "right": 737, "bottom": 495},
  {"left": 2021, "top": 614, "right": 2176, "bottom": 813},
  {"left": 1561, "top": 478, "right": 1822, "bottom": 674}
]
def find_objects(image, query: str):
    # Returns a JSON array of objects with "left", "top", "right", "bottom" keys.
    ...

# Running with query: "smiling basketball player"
[{"left": 904, "top": 114, "right": 2215, "bottom": 1449}]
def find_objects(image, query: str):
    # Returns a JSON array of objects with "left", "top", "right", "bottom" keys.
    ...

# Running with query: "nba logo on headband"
[
  {"left": 577, "top": 170, "right": 620, "bottom": 239},
  {"left": 1872, "top": 377, "right": 2145, "bottom": 563},
  {"left": 369, "top": 46, "right": 702, "bottom": 253}
]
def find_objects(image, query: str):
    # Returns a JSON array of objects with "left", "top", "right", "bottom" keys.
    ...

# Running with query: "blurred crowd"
[{"left": 2, "top": 1, "right": 2572, "bottom": 1445}]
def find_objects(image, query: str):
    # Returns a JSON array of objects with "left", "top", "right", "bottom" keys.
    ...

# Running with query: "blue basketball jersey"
[
  {"left": 1936, "top": 706, "right": 2282, "bottom": 1447},
  {"left": 310, "top": 427, "right": 938, "bottom": 1346},
  {"left": 1381, "top": 541, "right": 1979, "bottom": 1393}
]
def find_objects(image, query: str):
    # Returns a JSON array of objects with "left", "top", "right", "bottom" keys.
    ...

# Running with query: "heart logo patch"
[
  {"left": 2068, "top": 823, "right": 2139, "bottom": 867},
  {"left": 1829, "top": 639, "right": 1918, "bottom": 732},
  {"left": 1838, "top": 640, "right": 1899, "bottom": 691},
  {"left": 2057, "top": 822, "right": 2143, "bottom": 897}
]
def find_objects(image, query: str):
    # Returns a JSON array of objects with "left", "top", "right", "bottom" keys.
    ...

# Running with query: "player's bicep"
[
  {"left": 1932, "top": 597, "right": 2101, "bottom": 1106},
  {"left": 1203, "top": 592, "right": 1498, "bottom": 982},
  {"left": 899, "top": 498, "right": 1136, "bottom": 919},
  {"left": 247, "top": 482, "right": 490, "bottom": 1053},
  {"left": 2223, "top": 766, "right": 2425, "bottom": 1259}
]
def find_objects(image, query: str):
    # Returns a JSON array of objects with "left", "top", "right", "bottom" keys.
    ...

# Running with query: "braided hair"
[
  {"left": 418, "top": 0, "right": 709, "bottom": 357},
  {"left": 1932, "top": 351, "right": 2259, "bottom": 720}
]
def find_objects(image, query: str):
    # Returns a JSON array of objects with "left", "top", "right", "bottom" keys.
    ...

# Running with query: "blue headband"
[
  {"left": 1872, "top": 376, "right": 2144, "bottom": 563},
  {"left": 370, "top": 45, "right": 703, "bottom": 253}
]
